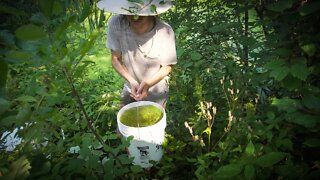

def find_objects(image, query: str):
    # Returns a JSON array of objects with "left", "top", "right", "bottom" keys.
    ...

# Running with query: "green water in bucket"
[{"left": 120, "top": 105, "right": 163, "bottom": 127}]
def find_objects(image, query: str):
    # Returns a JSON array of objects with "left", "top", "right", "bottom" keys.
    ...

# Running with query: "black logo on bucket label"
[
  {"left": 137, "top": 146, "right": 149, "bottom": 160},
  {"left": 156, "top": 144, "right": 162, "bottom": 152}
]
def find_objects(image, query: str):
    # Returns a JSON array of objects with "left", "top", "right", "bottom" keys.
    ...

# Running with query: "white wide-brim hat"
[{"left": 97, "top": 0, "right": 173, "bottom": 16}]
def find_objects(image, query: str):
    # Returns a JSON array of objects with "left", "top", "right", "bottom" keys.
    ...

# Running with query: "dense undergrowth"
[{"left": 1, "top": 0, "right": 319, "bottom": 179}]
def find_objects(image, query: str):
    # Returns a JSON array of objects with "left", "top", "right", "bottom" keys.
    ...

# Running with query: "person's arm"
[
  {"left": 135, "top": 65, "right": 173, "bottom": 101},
  {"left": 111, "top": 50, "right": 139, "bottom": 97}
]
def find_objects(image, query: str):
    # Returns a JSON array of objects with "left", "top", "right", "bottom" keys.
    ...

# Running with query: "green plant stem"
[{"left": 62, "top": 67, "right": 125, "bottom": 169}]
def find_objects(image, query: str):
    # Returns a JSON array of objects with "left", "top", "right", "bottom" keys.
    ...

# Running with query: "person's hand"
[
  {"left": 129, "top": 80, "right": 140, "bottom": 99},
  {"left": 134, "top": 80, "right": 150, "bottom": 101}
]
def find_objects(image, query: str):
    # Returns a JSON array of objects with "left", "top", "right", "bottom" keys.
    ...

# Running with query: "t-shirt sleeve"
[
  {"left": 106, "top": 16, "right": 121, "bottom": 52},
  {"left": 160, "top": 25, "right": 177, "bottom": 66}
]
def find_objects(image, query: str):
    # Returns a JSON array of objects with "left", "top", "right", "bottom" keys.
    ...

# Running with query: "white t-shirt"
[{"left": 106, "top": 15, "right": 177, "bottom": 94}]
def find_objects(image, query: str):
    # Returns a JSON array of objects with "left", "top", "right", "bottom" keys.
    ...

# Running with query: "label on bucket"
[{"left": 128, "top": 139, "right": 163, "bottom": 168}]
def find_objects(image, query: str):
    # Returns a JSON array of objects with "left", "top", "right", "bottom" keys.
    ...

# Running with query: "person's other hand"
[
  {"left": 134, "top": 81, "right": 150, "bottom": 101},
  {"left": 129, "top": 80, "right": 140, "bottom": 99}
]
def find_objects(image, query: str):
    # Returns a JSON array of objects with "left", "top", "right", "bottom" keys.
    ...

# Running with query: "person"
[{"left": 97, "top": 0, "right": 177, "bottom": 107}]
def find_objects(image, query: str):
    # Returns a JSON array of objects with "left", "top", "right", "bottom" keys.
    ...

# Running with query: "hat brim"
[{"left": 97, "top": 0, "right": 173, "bottom": 16}]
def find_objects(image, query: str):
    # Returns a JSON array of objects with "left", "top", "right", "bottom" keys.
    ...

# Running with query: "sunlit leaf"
[
  {"left": 300, "top": 44, "right": 317, "bottom": 57},
  {"left": 272, "top": 97, "right": 300, "bottom": 113},
  {"left": 245, "top": 140, "right": 255, "bottom": 156},
  {"left": 15, "top": 24, "right": 47, "bottom": 40},
  {"left": 215, "top": 163, "right": 243, "bottom": 178},
  {"left": 202, "top": 127, "right": 211, "bottom": 135},
  {"left": 256, "top": 152, "right": 286, "bottom": 167}
]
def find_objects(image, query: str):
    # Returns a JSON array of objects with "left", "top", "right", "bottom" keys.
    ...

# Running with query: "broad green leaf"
[
  {"left": 301, "top": 44, "right": 317, "bottom": 57},
  {"left": 256, "top": 152, "right": 286, "bottom": 167},
  {"left": 190, "top": 52, "right": 202, "bottom": 60},
  {"left": 87, "top": 154, "right": 100, "bottom": 169},
  {"left": 245, "top": 140, "right": 255, "bottom": 156},
  {"left": 177, "top": 47, "right": 185, "bottom": 57},
  {"left": 5, "top": 51, "right": 33, "bottom": 62},
  {"left": 303, "top": 138, "right": 320, "bottom": 147},
  {"left": 39, "top": 0, "right": 54, "bottom": 17},
  {"left": 302, "top": 94, "right": 320, "bottom": 111},
  {"left": 15, "top": 95, "right": 37, "bottom": 102},
  {"left": 215, "top": 163, "right": 243, "bottom": 178},
  {"left": 265, "top": 59, "right": 285, "bottom": 69},
  {"left": 79, "top": 0, "right": 91, "bottom": 23},
  {"left": 118, "top": 154, "right": 132, "bottom": 165},
  {"left": 270, "top": 66, "right": 290, "bottom": 81},
  {"left": 15, "top": 24, "right": 47, "bottom": 40},
  {"left": 290, "top": 58, "right": 310, "bottom": 80},
  {"left": 267, "top": 0, "right": 294, "bottom": 12},
  {"left": 286, "top": 112, "right": 318, "bottom": 128},
  {"left": 130, "top": 165, "right": 143, "bottom": 173},
  {"left": 244, "top": 164, "right": 255, "bottom": 180},
  {"left": 299, "top": 1, "right": 320, "bottom": 16},
  {"left": 265, "top": 59, "right": 290, "bottom": 81},
  {"left": 271, "top": 97, "right": 300, "bottom": 113}
]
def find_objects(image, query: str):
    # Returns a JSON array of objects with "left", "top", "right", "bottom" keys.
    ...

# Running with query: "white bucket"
[{"left": 117, "top": 101, "right": 166, "bottom": 168}]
